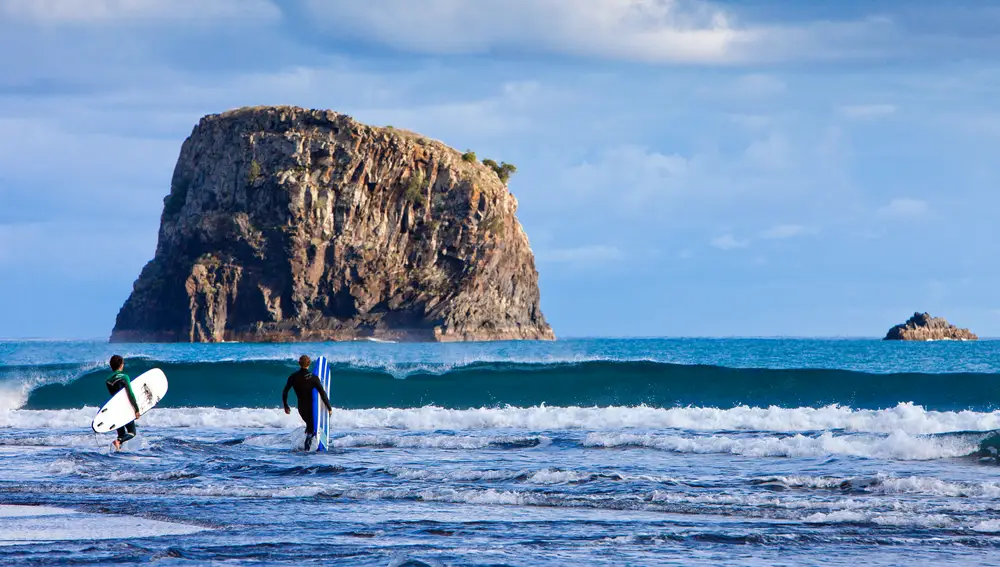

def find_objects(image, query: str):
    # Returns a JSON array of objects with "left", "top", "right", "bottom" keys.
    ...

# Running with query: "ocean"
[{"left": 2, "top": 338, "right": 1000, "bottom": 566}]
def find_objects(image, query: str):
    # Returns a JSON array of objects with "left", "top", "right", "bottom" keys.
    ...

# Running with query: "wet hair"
[
  {"left": 110, "top": 355, "right": 124, "bottom": 371},
  {"left": 299, "top": 355, "right": 311, "bottom": 369}
]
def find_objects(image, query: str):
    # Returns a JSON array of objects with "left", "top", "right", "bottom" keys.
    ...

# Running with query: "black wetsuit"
[
  {"left": 106, "top": 371, "right": 139, "bottom": 443},
  {"left": 282, "top": 369, "right": 332, "bottom": 437}
]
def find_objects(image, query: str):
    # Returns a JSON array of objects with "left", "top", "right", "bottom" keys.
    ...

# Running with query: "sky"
[{"left": 1, "top": 0, "right": 999, "bottom": 339}]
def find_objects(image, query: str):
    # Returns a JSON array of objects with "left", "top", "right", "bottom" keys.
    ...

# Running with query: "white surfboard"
[
  {"left": 311, "top": 356, "right": 331, "bottom": 452},
  {"left": 91, "top": 368, "right": 168, "bottom": 434}
]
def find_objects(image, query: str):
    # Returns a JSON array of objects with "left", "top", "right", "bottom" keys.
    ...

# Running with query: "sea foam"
[{"left": 3, "top": 403, "right": 999, "bottom": 435}]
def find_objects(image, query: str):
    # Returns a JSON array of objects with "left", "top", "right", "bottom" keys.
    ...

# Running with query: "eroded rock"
[
  {"left": 111, "top": 106, "right": 554, "bottom": 343},
  {"left": 883, "top": 312, "right": 977, "bottom": 341}
]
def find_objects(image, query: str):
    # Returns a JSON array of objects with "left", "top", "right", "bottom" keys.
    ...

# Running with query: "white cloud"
[
  {"left": 759, "top": 224, "right": 817, "bottom": 239},
  {"left": 562, "top": 145, "right": 690, "bottom": 206},
  {"left": 839, "top": 104, "right": 897, "bottom": 119},
  {"left": 877, "top": 197, "right": 928, "bottom": 218},
  {"left": 556, "top": 122, "right": 854, "bottom": 220},
  {"left": 354, "top": 80, "right": 554, "bottom": 139},
  {"left": 0, "top": 0, "right": 280, "bottom": 23},
  {"left": 302, "top": 0, "right": 893, "bottom": 64},
  {"left": 743, "top": 132, "right": 791, "bottom": 170},
  {"left": 539, "top": 245, "right": 622, "bottom": 264},
  {"left": 711, "top": 234, "right": 749, "bottom": 250}
]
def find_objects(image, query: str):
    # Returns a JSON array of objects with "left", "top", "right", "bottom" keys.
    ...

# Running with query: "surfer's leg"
[
  {"left": 297, "top": 405, "right": 316, "bottom": 434},
  {"left": 298, "top": 405, "right": 316, "bottom": 450},
  {"left": 115, "top": 423, "right": 136, "bottom": 447},
  {"left": 121, "top": 422, "right": 136, "bottom": 443}
]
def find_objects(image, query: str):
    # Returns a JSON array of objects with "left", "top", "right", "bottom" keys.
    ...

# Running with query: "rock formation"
[
  {"left": 111, "top": 106, "right": 554, "bottom": 343},
  {"left": 883, "top": 312, "right": 977, "bottom": 341}
]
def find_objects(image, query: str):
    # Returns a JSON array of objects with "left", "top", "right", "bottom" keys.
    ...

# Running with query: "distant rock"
[
  {"left": 883, "top": 312, "right": 978, "bottom": 341},
  {"left": 111, "top": 106, "right": 554, "bottom": 343}
]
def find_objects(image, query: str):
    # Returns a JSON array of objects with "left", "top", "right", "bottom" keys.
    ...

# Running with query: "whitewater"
[{"left": 3, "top": 338, "right": 1000, "bottom": 565}]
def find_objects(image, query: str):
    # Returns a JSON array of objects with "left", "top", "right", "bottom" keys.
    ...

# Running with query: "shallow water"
[{"left": 2, "top": 339, "right": 999, "bottom": 565}]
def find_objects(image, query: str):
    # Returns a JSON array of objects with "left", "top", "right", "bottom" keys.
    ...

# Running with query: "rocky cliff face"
[
  {"left": 883, "top": 312, "right": 977, "bottom": 341},
  {"left": 111, "top": 106, "right": 554, "bottom": 343}
]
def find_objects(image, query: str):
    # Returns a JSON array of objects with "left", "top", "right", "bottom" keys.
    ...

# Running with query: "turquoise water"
[{"left": 2, "top": 339, "right": 1000, "bottom": 565}]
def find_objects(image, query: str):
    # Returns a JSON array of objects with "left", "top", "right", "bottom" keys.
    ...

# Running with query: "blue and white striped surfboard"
[{"left": 310, "top": 356, "right": 331, "bottom": 452}]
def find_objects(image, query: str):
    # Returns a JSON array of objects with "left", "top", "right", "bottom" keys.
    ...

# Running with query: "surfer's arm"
[
  {"left": 281, "top": 377, "right": 293, "bottom": 411},
  {"left": 310, "top": 374, "right": 333, "bottom": 411},
  {"left": 122, "top": 375, "right": 140, "bottom": 416}
]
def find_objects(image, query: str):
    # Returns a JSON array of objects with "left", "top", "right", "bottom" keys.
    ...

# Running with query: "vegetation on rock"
[{"left": 482, "top": 159, "right": 517, "bottom": 184}]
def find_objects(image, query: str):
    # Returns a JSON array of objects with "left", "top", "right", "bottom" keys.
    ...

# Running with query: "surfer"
[
  {"left": 282, "top": 355, "right": 333, "bottom": 450},
  {"left": 106, "top": 355, "right": 141, "bottom": 450}
]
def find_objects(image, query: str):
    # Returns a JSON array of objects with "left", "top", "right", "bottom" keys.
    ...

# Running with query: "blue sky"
[{"left": 1, "top": 0, "right": 999, "bottom": 339}]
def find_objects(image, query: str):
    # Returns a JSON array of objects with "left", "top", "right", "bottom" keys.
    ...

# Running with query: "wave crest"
[{"left": 7, "top": 357, "right": 1000, "bottom": 411}]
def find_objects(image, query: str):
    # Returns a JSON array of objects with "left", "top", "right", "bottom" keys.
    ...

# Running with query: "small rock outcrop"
[
  {"left": 111, "top": 106, "right": 554, "bottom": 343},
  {"left": 883, "top": 312, "right": 978, "bottom": 341}
]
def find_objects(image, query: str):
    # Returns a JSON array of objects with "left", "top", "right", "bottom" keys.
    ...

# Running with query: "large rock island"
[
  {"left": 883, "top": 312, "right": 978, "bottom": 341},
  {"left": 112, "top": 106, "right": 554, "bottom": 343}
]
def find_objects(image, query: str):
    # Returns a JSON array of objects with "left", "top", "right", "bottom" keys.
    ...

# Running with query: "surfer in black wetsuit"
[
  {"left": 282, "top": 355, "right": 332, "bottom": 450},
  {"left": 106, "top": 355, "right": 140, "bottom": 450}
]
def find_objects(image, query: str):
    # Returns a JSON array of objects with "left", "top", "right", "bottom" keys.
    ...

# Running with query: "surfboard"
[
  {"left": 91, "top": 369, "right": 168, "bottom": 434},
  {"left": 311, "top": 356, "right": 331, "bottom": 452}
]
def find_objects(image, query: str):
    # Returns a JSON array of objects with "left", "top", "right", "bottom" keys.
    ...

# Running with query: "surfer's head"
[
  {"left": 109, "top": 355, "right": 124, "bottom": 371},
  {"left": 299, "top": 355, "right": 311, "bottom": 369}
]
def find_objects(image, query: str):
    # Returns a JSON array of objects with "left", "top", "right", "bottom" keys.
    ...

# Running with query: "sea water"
[{"left": 2, "top": 338, "right": 1000, "bottom": 565}]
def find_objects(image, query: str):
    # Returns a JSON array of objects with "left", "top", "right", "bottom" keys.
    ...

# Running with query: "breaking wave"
[{"left": 6, "top": 357, "right": 1000, "bottom": 411}]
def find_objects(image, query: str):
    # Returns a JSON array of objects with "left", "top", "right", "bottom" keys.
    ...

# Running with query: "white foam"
[
  {"left": 0, "top": 382, "right": 30, "bottom": 412},
  {"left": 103, "top": 470, "right": 199, "bottom": 482},
  {"left": 25, "top": 482, "right": 326, "bottom": 499},
  {"left": 0, "top": 505, "right": 75, "bottom": 518},
  {"left": 3, "top": 403, "right": 1000, "bottom": 436},
  {"left": 378, "top": 486, "right": 874, "bottom": 515},
  {"left": 527, "top": 469, "right": 594, "bottom": 484},
  {"left": 0, "top": 505, "right": 205, "bottom": 545},
  {"left": 875, "top": 476, "right": 1000, "bottom": 498},
  {"left": 329, "top": 433, "right": 544, "bottom": 450},
  {"left": 417, "top": 487, "right": 535, "bottom": 506},
  {"left": 973, "top": 520, "right": 1000, "bottom": 533},
  {"left": 0, "top": 407, "right": 300, "bottom": 429},
  {"left": 800, "top": 510, "right": 866, "bottom": 524},
  {"left": 648, "top": 490, "right": 873, "bottom": 512},
  {"left": 767, "top": 473, "right": 1000, "bottom": 498},
  {"left": 802, "top": 510, "right": 956, "bottom": 528},
  {"left": 47, "top": 459, "right": 79, "bottom": 476},
  {"left": 583, "top": 430, "right": 977, "bottom": 460},
  {"left": 385, "top": 467, "right": 525, "bottom": 482},
  {"left": 0, "top": 359, "right": 109, "bottom": 411},
  {"left": 384, "top": 467, "right": 597, "bottom": 484}
]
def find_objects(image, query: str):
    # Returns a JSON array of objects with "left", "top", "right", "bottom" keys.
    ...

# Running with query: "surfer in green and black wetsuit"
[
  {"left": 282, "top": 355, "right": 332, "bottom": 451},
  {"left": 106, "top": 355, "right": 141, "bottom": 450}
]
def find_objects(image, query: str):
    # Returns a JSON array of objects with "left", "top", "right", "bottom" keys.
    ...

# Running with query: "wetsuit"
[
  {"left": 106, "top": 370, "right": 139, "bottom": 444},
  {"left": 282, "top": 369, "right": 332, "bottom": 445}
]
